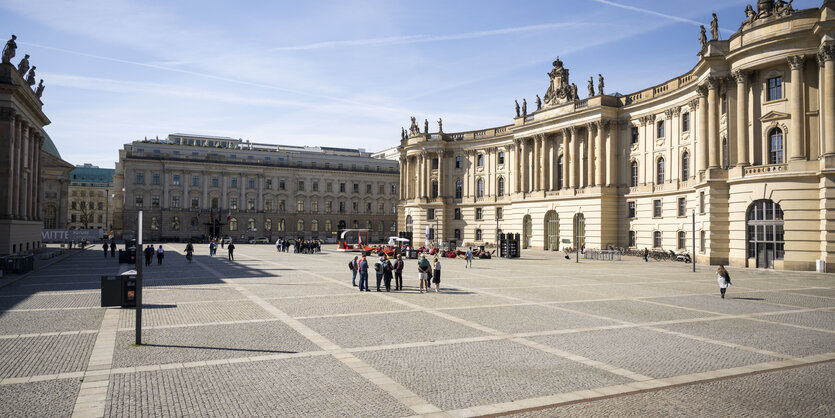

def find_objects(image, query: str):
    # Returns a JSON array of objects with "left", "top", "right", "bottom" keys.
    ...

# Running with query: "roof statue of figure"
[
  {"left": 409, "top": 116, "right": 418, "bottom": 135},
  {"left": 401, "top": 127, "right": 406, "bottom": 140},
  {"left": 744, "top": 4, "right": 756, "bottom": 24},
  {"left": 521, "top": 99, "right": 527, "bottom": 118},
  {"left": 26, "top": 66, "right": 36, "bottom": 87},
  {"left": 438, "top": 118, "right": 443, "bottom": 133},
  {"left": 587, "top": 76, "right": 595, "bottom": 98},
  {"left": 598, "top": 74, "right": 604, "bottom": 96},
  {"left": 17, "top": 54, "right": 29, "bottom": 77},
  {"left": 535, "top": 94, "right": 542, "bottom": 110},
  {"left": 424, "top": 119, "right": 428, "bottom": 134},
  {"left": 710, "top": 13, "right": 719, "bottom": 41},
  {"left": 571, "top": 83, "right": 578, "bottom": 101},
  {"left": 35, "top": 79, "right": 44, "bottom": 98},
  {"left": 515, "top": 100, "right": 520, "bottom": 117},
  {"left": 699, "top": 25, "right": 707, "bottom": 48},
  {"left": 775, "top": 0, "right": 794, "bottom": 17},
  {"left": 2, "top": 34, "right": 16, "bottom": 64}
]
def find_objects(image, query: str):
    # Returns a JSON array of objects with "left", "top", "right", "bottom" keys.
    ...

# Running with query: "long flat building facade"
[
  {"left": 399, "top": 2, "right": 835, "bottom": 272},
  {"left": 113, "top": 134, "right": 399, "bottom": 243}
]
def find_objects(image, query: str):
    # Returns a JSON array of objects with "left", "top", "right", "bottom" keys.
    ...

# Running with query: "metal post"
[
  {"left": 692, "top": 209, "right": 696, "bottom": 273},
  {"left": 105, "top": 188, "right": 109, "bottom": 234},
  {"left": 135, "top": 210, "right": 143, "bottom": 345},
  {"left": 575, "top": 214, "right": 579, "bottom": 263}
]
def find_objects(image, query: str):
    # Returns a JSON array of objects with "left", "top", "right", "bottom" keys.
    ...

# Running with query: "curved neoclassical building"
[{"left": 398, "top": 2, "right": 835, "bottom": 272}]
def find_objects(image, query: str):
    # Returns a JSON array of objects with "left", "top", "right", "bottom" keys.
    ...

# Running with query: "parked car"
[
  {"left": 219, "top": 235, "right": 233, "bottom": 244},
  {"left": 248, "top": 237, "right": 270, "bottom": 244}
]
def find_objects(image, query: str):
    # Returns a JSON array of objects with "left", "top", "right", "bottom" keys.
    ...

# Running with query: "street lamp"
[{"left": 105, "top": 188, "right": 109, "bottom": 236}]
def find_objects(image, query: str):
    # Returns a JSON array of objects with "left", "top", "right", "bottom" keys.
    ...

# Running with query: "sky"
[{"left": 0, "top": 0, "right": 822, "bottom": 168}]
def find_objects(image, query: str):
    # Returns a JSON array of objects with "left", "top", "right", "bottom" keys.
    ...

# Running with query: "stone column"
[
  {"left": 707, "top": 77, "right": 720, "bottom": 168},
  {"left": 257, "top": 175, "right": 264, "bottom": 211},
  {"left": 221, "top": 174, "right": 227, "bottom": 210},
  {"left": 788, "top": 55, "right": 806, "bottom": 161},
  {"left": 162, "top": 168, "right": 169, "bottom": 209},
  {"left": 539, "top": 135, "right": 547, "bottom": 191},
  {"left": 697, "top": 85, "right": 708, "bottom": 173},
  {"left": 202, "top": 171, "right": 209, "bottom": 209},
  {"left": 19, "top": 124, "right": 29, "bottom": 218},
  {"left": 399, "top": 158, "right": 406, "bottom": 200},
  {"left": 437, "top": 150, "right": 444, "bottom": 198},
  {"left": 6, "top": 115, "right": 16, "bottom": 217},
  {"left": 570, "top": 127, "right": 579, "bottom": 188},
  {"left": 822, "top": 44, "right": 835, "bottom": 155},
  {"left": 514, "top": 140, "right": 521, "bottom": 193},
  {"left": 520, "top": 139, "right": 528, "bottom": 193},
  {"left": 547, "top": 136, "right": 555, "bottom": 190},
  {"left": 733, "top": 70, "right": 749, "bottom": 166},
  {"left": 562, "top": 128, "right": 570, "bottom": 189},
  {"left": 606, "top": 120, "right": 616, "bottom": 186},
  {"left": 596, "top": 121, "right": 605, "bottom": 186},
  {"left": 15, "top": 119, "right": 24, "bottom": 218},
  {"left": 33, "top": 135, "right": 41, "bottom": 220},
  {"left": 531, "top": 136, "right": 539, "bottom": 191}
]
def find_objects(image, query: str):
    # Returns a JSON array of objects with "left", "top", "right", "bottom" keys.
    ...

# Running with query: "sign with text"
[{"left": 42, "top": 229, "right": 105, "bottom": 243}]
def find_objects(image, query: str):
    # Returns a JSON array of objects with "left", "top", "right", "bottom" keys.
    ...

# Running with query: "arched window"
[
  {"left": 337, "top": 220, "right": 346, "bottom": 230},
  {"left": 476, "top": 178, "right": 484, "bottom": 197},
  {"left": 630, "top": 161, "right": 639, "bottom": 187},
  {"left": 265, "top": 218, "right": 272, "bottom": 232},
  {"left": 365, "top": 220, "right": 372, "bottom": 230},
  {"left": 497, "top": 177, "right": 505, "bottom": 197},
  {"left": 656, "top": 157, "right": 665, "bottom": 184},
  {"left": 311, "top": 220, "right": 319, "bottom": 232},
  {"left": 325, "top": 219, "right": 332, "bottom": 232},
  {"left": 769, "top": 128, "right": 784, "bottom": 164},
  {"left": 297, "top": 219, "right": 304, "bottom": 232},
  {"left": 454, "top": 229, "right": 461, "bottom": 239},
  {"left": 171, "top": 216, "right": 180, "bottom": 231},
  {"left": 229, "top": 218, "right": 238, "bottom": 231},
  {"left": 681, "top": 151, "right": 690, "bottom": 180},
  {"left": 277, "top": 219, "right": 285, "bottom": 232},
  {"left": 557, "top": 156, "right": 564, "bottom": 189},
  {"left": 43, "top": 205, "right": 57, "bottom": 229},
  {"left": 455, "top": 180, "right": 463, "bottom": 198},
  {"left": 405, "top": 215, "right": 413, "bottom": 232},
  {"left": 247, "top": 218, "right": 256, "bottom": 231}
]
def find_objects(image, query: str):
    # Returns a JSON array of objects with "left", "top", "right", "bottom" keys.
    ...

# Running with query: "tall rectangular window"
[
  {"left": 340, "top": 182, "right": 346, "bottom": 193},
  {"left": 248, "top": 199, "right": 255, "bottom": 210},
  {"left": 653, "top": 199, "right": 662, "bottom": 218},
  {"left": 454, "top": 208, "right": 461, "bottom": 220},
  {"left": 298, "top": 180, "right": 305, "bottom": 191},
  {"left": 678, "top": 231, "right": 686, "bottom": 249},
  {"left": 627, "top": 201, "right": 636, "bottom": 218},
  {"left": 699, "top": 191, "right": 705, "bottom": 214},
  {"left": 628, "top": 231, "right": 636, "bottom": 247},
  {"left": 248, "top": 178, "right": 255, "bottom": 189},
  {"left": 313, "top": 200, "right": 319, "bottom": 212},
  {"left": 455, "top": 156, "right": 462, "bottom": 168},
  {"left": 477, "top": 154, "right": 484, "bottom": 167},
  {"left": 135, "top": 173, "right": 144, "bottom": 184},
  {"left": 366, "top": 184, "right": 372, "bottom": 193},
  {"left": 428, "top": 208, "right": 435, "bottom": 220},
  {"left": 496, "top": 207, "right": 503, "bottom": 220},
  {"left": 682, "top": 112, "right": 690, "bottom": 131},
  {"left": 313, "top": 182, "right": 320, "bottom": 192},
  {"left": 152, "top": 173, "right": 160, "bottom": 185},
  {"left": 265, "top": 179, "right": 272, "bottom": 189},
  {"left": 135, "top": 195, "right": 144, "bottom": 208},
  {"left": 352, "top": 201, "right": 358, "bottom": 212},
  {"left": 653, "top": 231, "right": 662, "bottom": 248},
  {"left": 231, "top": 178, "right": 238, "bottom": 188},
  {"left": 279, "top": 200, "right": 285, "bottom": 211},
  {"left": 475, "top": 208, "right": 482, "bottom": 220},
  {"left": 171, "top": 196, "right": 180, "bottom": 208},
  {"left": 192, "top": 176, "right": 199, "bottom": 186},
  {"left": 297, "top": 199, "right": 304, "bottom": 212},
  {"left": 631, "top": 126, "right": 639, "bottom": 144},
  {"left": 265, "top": 199, "right": 273, "bottom": 211},
  {"left": 353, "top": 183, "right": 359, "bottom": 193},
  {"left": 498, "top": 152, "right": 505, "bottom": 165},
  {"left": 230, "top": 197, "right": 238, "bottom": 210},
  {"left": 172, "top": 174, "right": 180, "bottom": 185},
  {"left": 152, "top": 195, "right": 160, "bottom": 208},
  {"left": 677, "top": 197, "right": 686, "bottom": 217},
  {"left": 279, "top": 179, "right": 285, "bottom": 190},
  {"left": 657, "top": 120, "right": 665, "bottom": 138},
  {"left": 191, "top": 197, "right": 199, "bottom": 209},
  {"left": 326, "top": 200, "right": 332, "bottom": 213},
  {"left": 767, "top": 76, "right": 782, "bottom": 101}
]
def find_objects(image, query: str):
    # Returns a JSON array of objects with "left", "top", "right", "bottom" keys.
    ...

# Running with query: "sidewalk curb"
[{"left": 0, "top": 247, "right": 87, "bottom": 290}]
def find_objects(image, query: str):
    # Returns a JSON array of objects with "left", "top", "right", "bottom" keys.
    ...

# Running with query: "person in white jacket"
[{"left": 717, "top": 265, "right": 732, "bottom": 299}]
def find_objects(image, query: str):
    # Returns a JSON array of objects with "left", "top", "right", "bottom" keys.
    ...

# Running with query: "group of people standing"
[
  {"left": 275, "top": 238, "right": 321, "bottom": 254},
  {"left": 142, "top": 245, "right": 165, "bottom": 266},
  {"left": 348, "top": 253, "right": 441, "bottom": 293},
  {"left": 101, "top": 241, "right": 117, "bottom": 258},
  {"left": 208, "top": 239, "right": 235, "bottom": 260}
]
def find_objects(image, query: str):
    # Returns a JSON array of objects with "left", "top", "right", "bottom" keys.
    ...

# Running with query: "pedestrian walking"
[
  {"left": 220, "top": 239, "right": 225, "bottom": 249},
  {"left": 184, "top": 242, "right": 194, "bottom": 263},
  {"left": 374, "top": 255, "right": 384, "bottom": 291},
  {"left": 433, "top": 256, "right": 442, "bottom": 292},
  {"left": 110, "top": 241, "right": 116, "bottom": 257},
  {"left": 227, "top": 242, "right": 235, "bottom": 260},
  {"left": 102, "top": 243, "right": 108, "bottom": 258},
  {"left": 394, "top": 255, "right": 404, "bottom": 291},
  {"left": 349, "top": 256, "right": 359, "bottom": 286},
  {"left": 358, "top": 255, "right": 369, "bottom": 291},
  {"left": 143, "top": 245, "right": 154, "bottom": 266},
  {"left": 276, "top": 238, "right": 281, "bottom": 252},
  {"left": 643, "top": 247, "right": 649, "bottom": 262},
  {"left": 383, "top": 257, "right": 393, "bottom": 292},
  {"left": 156, "top": 245, "right": 164, "bottom": 265},
  {"left": 417, "top": 254, "right": 431, "bottom": 293},
  {"left": 465, "top": 247, "right": 473, "bottom": 268},
  {"left": 717, "top": 265, "right": 732, "bottom": 299},
  {"left": 209, "top": 240, "right": 216, "bottom": 257}
]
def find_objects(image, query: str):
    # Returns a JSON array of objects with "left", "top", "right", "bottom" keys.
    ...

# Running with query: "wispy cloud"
[
  {"left": 274, "top": 22, "right": 580, "bottom": 51},
  {"left": 591, "top": 0, "right": 737, "bottom": 33}
]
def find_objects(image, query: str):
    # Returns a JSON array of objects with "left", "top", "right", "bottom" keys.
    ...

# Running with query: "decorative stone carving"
[
  {"left": 775, "top": 0, "right": 794, "bottom": 17},
  {"left": 571, "top": 83, "right": 578, "bottom": 101},
  {"left": 409, "top": 116, "right": 419, "bottom": 136},
  {"left": 2, "top": 34, "right": 16, "bottom": 64},
  {"left": 16, "top": 54, "right": 29, "bottom": 76},
  {"left": 699, "top": 26, "right": 707, "bottom": 48},
  {"left": 639, "top": 115, "right": 655, "bottom": 125},
  {"left": 672, "top": 106, "right": 682, "bottom": 116},
  {"left": 25, "top": 66, "right": 36, "bottom": 87},
  {"left": 787, "top": 55, "right": 805, "bottom": 71},
  {"left": 35, "top": 80, "right": 44, "bottom": 98},
  {"left": 688, "top": 98, "right": 699, "bottom": 110},
  {"left": 664, "top": 108, "right": 675, "bottom": 120},
  {"left": 587, "top": 76, "right": 595, "bottom": 97},
  {"left": 543, "top": 56, "right": 575, "bottom": 106},
  {"left": 598, "top": 74, "right": 604, "bottom": 96},
  {"left": 438, "top": 118, "right": 443, "bottom": 133},
  {"left": 424, "top": 119, "right": 428, "bottom": 134},
  {"left": 710, "top": 13, "right": 719, "bottom": 41},
  {"left": 535, "top": 94, "right": 542, "bottom": 110},
  {"left": 743, "top": 1, "right": 794, "bottom": 29},
  {"left": 744, "top": 4, "right": 756, "bottom": 24},
  {"left": 818, "top": 44, "right": 834, "bottom": 62},
  {"left": 732, "top": 69, "right": 748, "bottom": 83},
  {"left": 522, "top": 99, "right": 527, "bottom": 118},
  {"left": 515, "top": 100, "right": 520, "bottom": 117}
]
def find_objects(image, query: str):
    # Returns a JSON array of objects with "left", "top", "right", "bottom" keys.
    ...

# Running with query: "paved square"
[{"left": 0, "top": 245, "right": 832, "bottom": 416}]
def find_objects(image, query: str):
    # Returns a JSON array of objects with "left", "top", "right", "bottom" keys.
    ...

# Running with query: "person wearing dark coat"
[
  {"left": 109, "top": 241, "right": 116, "bottom": 257},
  {"left": 102, "top": 243, "right": 108, "bottom": 258},
  {"left": 143, "top": 245, "right": 154, "bottom": 266},
  {"left": 382, "top": 258, "right": 394, "bottom": 292}
]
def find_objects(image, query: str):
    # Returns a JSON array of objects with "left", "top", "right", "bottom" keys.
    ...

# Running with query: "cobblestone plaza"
[{"left": 0, "top": 246, "right": 833, "bottom": 417}]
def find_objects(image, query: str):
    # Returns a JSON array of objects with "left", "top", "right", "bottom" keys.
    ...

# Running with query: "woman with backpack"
[{"left": 717, "top": 265, "right": 732, "bottom": 299}]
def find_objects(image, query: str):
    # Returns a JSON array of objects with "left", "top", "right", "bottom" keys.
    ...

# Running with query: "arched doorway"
[
  {"left": 573, "top": 213, "right": 585, "bottom": 249},
  {"left": 522, "top": 215, "right": 532, "bottom": 249},
  {"left": 747, "top": 200, "right": 784, "bottom": 268},
  {"left": 405, "top": 215, "right": 413, "bottom": 233},
  {"left": 337, "top": 220, "right": 346, "bottom": 231},
  {"left": 544, "top": 211, "right": 559, "bottom": 251}
]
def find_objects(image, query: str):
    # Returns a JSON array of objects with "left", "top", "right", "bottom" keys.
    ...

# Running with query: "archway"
[
  {"left": 544, "top": 211, "right": 559, "bottom": 251},
  {"left": 747, "top": 200, "right": 784, "bottom": 268},
  {"left": 522, "top": 215, "right": 532, "bottom": 249},
  {"left": 405, "top": 215, "right": 413, "bottom": 232}
]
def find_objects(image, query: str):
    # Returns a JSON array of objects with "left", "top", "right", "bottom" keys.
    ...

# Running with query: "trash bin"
[
  {"left": 101, "top": 275, "right": 122, "bottom": 307},
  {"left": 121, "top": 270, "right": 137, "bottom": 307},
  {"left": 408, "top": 249, "right": 418, "bottom": 259},
  {"left": 1, "top": 257, "right": 12, "bottom": 274}
]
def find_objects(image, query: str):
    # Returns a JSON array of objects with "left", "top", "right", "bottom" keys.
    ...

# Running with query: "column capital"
[
  {"left": 664, "top": 108, "right": 675, "bottom": 119},
  {"left": 534, "top": 133, "right": 545, "bottom": 143},
  {"left": 585, "top": 121, "right": 598, "bottom": 131},
  {"left": 731, "top": 69, "right": 748, "bottom": 84},
  {"left": 704, "top": 76, "right": 720, "bottom": 90},
  {"left": 600, "top": 119, "right": 611, "bottom": 130},
  {"left": 787, "top": 55, "right": 805, "bottom": 71},
  {"left": 819, "top": 43, "right": 835, "bottom": 63},
  {"left": 639, "top": 115, "right": 655, "bottom": 126}
]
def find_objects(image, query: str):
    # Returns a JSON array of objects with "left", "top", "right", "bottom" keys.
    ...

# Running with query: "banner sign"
[{"left": 42, "top": 229, "right": 105, "bottom": 243}]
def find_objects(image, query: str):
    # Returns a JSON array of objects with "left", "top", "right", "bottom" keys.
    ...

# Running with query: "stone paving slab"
[
  {"left": 530, "top": 327, "right": 779, "bottom": 379},
  {"left": 141, "top": 285, "right": 246, "bottom": 303},
  {"left": 756, "top": 310, "right": 835, "bottom": 332},
  {"left": 0, "top": 309, "right": 105, "bottom": 335},
  {"left": 0, "top": 333, "right": 95, "bottom": 378},
  {"left": 104, "top": 355, "right": 414, "bottom": 417},
  {"left": 301, "top": 310, "right": 488, "bottom": 348},
  {"left": 658, "top": 318, "right": 835, "bottom": 358},
  {"left": 728, "top": 291, "right": 835, "bottom": 309},
  {"left": 508, "top": 361, "right": 835, "bottom": 417},
  {"left": 785, "top": 288, "right": 835, "bottom": 299},
  {"left": 384, "top": 289, "right": 514, "bottom": 309},
  {"left": 0, "top": 379, "right": 82, "bottom": 418},
  {"left": 642, "top": 294, "right": 791, "bottom": 315},
  {"left": 0, "top": 291, "right": 101, "bottom": 310},
  {"left": 270, "top": 293, "right": 413, "bottom": 318},
  {"left": 354, "top": 339, "right": 632, "bottom": 411},
  {"left": 112, "top": 321, "right": 320, "bottom": 367},
  {"left": 444, "top": 304, "right": 620, "bottom": 334},
  {"left": 117, "top": 300, "right": 272, "bottom": 328},
  {"left": 487, "top": 286, "right": 611, "bottom": 303},
  {"left": 556, "top": 299, "right": 720, "bottom": 324},
  {"left": 239, "top": 281, "right": 352, "bottom": 298}
]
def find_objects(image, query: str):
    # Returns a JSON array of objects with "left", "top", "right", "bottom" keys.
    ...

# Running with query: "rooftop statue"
[
  {"left": 571, "top": 83, "right": 578, "bottom": 101},
  {"left": 543, "top": 56, "right": 573, "bottom": 106},
  {"left": 17, "top": 54, "right": 29, "bottom": 77},
  {"left": 35, "top": 79, "right": 44, "bottom": 98},
  {"left": 522, "top": 99, "right": 527, "bottom": 118},
  {"left": 401, "top": 127, "right": 406, "bottom": 140},
  {"left": 2, "top": 34, "right": 16, "bottom": 64},
  {"left": 598, "top": 74, "right": 605, "bottom": 96},
  {"left": 515, "top": 100, "right": 520, "bottom": 117},
  {"left": 26, "top": 66, "right": 36, "bottom": 87},
  {"left": 535, "top": 94, "right": 542, "bottom": 110},
  {"left": 424, "top": 119, "right": 428, "bottom": 134},
  {"left": 409, "top": 116, "right": 419, "bottom": 135},
  {"left": 699, "top": 25, "right": 707, "bottom": 48},
  {"left": 588, "top": 76, "right": 595, "bottom": 97},
  {"left": 710, "top": 13, "right": 719, "bottom": 41},
  {"left": 438, "top": 118, "right": 443, "bottom": 133}
]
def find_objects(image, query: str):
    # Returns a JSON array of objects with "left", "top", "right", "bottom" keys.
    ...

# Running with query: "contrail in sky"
[{"left": 591, "top": 0, "right": 736, "bottom": 33}]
